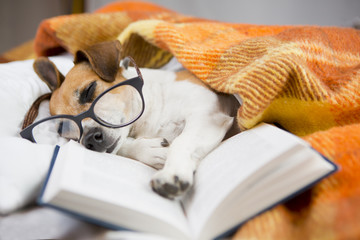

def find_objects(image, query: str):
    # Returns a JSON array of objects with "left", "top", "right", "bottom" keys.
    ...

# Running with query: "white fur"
[{"left": 82, "top": 67, "right": 234, "bottom": 198}]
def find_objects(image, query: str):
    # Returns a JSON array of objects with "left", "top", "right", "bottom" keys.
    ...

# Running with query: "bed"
[{"left": 1, "top": 1, "right": 360, "bottom": 239}]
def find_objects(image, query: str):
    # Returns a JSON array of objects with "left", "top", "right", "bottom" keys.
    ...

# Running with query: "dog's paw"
[
  {"left": 150, "top": 169, "right": 193, "bottom": 199},
  {"left": 130, "top": 138, "right": 169, "bottom": 169}
]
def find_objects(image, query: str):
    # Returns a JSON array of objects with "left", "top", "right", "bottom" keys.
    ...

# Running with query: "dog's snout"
[{"left": 83, "top": 127, "right": 106, "bottom": 152}]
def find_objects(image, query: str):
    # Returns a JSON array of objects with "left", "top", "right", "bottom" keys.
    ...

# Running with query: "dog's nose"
[{"left": 83, "top": 127, "right": 106, "bottom": 152}]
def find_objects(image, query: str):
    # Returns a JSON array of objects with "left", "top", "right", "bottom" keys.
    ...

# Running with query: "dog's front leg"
[
  {"left": 151, "top": 113, "right": 233, "bottom": 199},
  {"left": 118, "top": 137, "right": 169, "bottom": 170}
]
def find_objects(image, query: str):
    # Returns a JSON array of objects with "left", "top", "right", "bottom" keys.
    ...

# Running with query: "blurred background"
[{"left": 1, "top": 0, "right": 360, "bottom": 54}]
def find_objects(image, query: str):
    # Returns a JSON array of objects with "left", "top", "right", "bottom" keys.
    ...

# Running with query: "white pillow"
[{"left": 0, "top": 55, "right": 74, "bottom": 215}]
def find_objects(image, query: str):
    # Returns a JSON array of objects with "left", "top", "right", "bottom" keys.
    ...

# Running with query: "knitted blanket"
[{"left": 34, "top": 1, "right": 360, "bottom": 239}]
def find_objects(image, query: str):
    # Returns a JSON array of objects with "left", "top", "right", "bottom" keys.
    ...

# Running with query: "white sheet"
[{"left": 0, "top": 55, "right": 74, "bottom": 214}]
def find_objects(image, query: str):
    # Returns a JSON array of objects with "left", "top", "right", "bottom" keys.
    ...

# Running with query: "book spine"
[{"left": 37, "top": 145, "right": 60, "bottom": 205}]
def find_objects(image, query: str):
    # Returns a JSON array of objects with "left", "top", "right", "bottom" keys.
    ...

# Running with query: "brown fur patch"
[{"left": 49, "top": 62, "right": 125, "bottom": 116}]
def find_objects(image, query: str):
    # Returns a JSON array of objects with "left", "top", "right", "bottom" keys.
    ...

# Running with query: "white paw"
[
  {"left": 131, "top": 138, "right": 169, "bottom": 169},
  {"left": 150, "top": 168, "right": 193, "bottom": 199}
]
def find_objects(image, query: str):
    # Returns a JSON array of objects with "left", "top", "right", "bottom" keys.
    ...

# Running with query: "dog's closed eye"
[{"left": 79, "top": 81, "right": 97, "bottom": 104}]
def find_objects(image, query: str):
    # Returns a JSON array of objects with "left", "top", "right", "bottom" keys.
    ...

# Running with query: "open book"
[{"left": 38, "top": 123, "right": 337, "bottom": 240}]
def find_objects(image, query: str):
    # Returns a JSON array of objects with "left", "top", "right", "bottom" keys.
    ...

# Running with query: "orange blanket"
[{"left": 34, "top": 1, "right": 360, "bottom": 239}]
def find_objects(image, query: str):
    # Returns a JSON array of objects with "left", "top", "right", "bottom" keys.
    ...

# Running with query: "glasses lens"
[
  {"left": 32, "top": 118, "right": 80, "bottom": 145},
  {"left": 94, "top": 84, "right": 143, "bottom": 126}
]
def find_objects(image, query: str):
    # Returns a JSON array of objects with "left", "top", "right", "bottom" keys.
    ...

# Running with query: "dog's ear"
[
  {"left": 74, "top": 40, "right": 122, "bottom": 82},
  {"left": 33, "top": 57, "right": 65, "bottom": 92}
]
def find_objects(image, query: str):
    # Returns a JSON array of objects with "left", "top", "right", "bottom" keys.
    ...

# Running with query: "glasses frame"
[{"left": 20, "top": 57, "right": 145, "bottom": 144}]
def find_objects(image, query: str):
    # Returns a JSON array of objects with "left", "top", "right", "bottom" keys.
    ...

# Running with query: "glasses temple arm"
[{"left": 122, "top": 56, "right": 143, "bottom": 80}]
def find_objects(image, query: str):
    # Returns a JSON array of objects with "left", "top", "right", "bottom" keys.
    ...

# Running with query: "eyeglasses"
[{"left": 20, "top": 57, "right": 145, "bottom": 145}]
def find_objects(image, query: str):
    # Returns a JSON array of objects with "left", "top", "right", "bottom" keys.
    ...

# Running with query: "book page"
[
  {"left": 43, "top": 141, "right": 190, "bottom": 239},
  {"left": 182, "top": 123, "right": 334, "bottom": 239},
  {"left": 197, "top": 147, "right": 334, "bottom": 239},
  {"left": 182, "top": 125, "right": 283, "bottom": 237}
]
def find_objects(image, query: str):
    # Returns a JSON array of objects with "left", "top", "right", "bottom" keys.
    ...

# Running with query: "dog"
[{"left": 32, "top": 40, "right": 238, "bottom": 199}]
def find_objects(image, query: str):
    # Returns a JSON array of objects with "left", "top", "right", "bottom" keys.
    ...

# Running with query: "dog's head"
[{"left": 34, "top": 40, "right": 137, "bottom": 154}]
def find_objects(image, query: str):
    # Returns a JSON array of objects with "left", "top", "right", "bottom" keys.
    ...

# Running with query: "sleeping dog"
[{"left": 33, "top": 40, "right": 237, "bottom": 199}]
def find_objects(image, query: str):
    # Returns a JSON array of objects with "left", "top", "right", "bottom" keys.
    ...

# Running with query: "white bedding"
[{"left": 0, "top": 55, "right": 74, "bottom": 214}]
